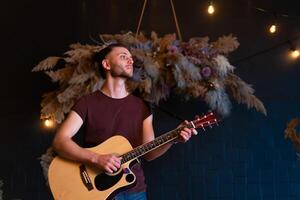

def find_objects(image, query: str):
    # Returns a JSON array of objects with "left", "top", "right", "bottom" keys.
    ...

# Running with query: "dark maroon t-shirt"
[{"left": 72, "top": 91, "right": 151, "bottom": 193}]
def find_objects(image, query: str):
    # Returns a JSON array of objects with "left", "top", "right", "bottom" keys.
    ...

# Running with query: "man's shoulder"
[
  {"left": 130, "top": 94, "right": 146, "bottom": 103},
  {"left": 130, "top": 94, "right": 152, "bottom": 109},
  {"left": 77, "top": 91, "right": 101, "bottom": 102}
]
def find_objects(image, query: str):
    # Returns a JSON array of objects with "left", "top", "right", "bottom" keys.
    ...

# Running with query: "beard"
[{"left": 110, "top": 64, "right": 133, "bottom": 78}]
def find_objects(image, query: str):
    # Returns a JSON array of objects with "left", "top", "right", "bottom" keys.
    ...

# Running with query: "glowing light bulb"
[
  {"left": 44, "top": 119, "right": 54, "bottom": 128},
  {"left": 269, "top": 24, "right": 277, "bottom": 34},
  {"left": 290, "top": 49, "right": 300, "bottom": 58},
  {"left": 208, "top": 4, "right": 215, "bottom": 15}
]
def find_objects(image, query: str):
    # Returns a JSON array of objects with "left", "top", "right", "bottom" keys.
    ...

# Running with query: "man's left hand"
[{"left": 176, "top": 120, "right": 198, "bottom": 143}]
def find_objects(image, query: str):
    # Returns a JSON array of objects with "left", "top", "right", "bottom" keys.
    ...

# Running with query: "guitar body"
[{"left": 48, "top": 135, "right": 136, "bottom": 200}]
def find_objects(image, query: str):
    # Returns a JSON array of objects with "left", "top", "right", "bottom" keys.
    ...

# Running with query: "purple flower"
[
  {"left": 201, "top": 46, "right": 210, "bottom": 54},
  {"left": 201, "top": 66, "right": 212, "bottom": 78},
  {"left": 167, "top": 45, "right": 179, "bottom": 54}
]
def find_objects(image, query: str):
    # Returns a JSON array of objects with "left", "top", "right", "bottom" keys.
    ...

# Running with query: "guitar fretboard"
[{"left": 121, "top": 123, "right": 194, "bottom": 164}]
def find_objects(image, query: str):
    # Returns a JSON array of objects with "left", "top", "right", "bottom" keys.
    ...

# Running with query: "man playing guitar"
[{"left": 52, "top": 43, "right": 197, "bottom": 200}]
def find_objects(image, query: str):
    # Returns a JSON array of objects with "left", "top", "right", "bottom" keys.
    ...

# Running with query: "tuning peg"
[
  {"left": 200, "top": 113, "right": 208, "bottom": 118},
  {"left": 212, "top": 119, "right": 219, "bottom": 126},
  {"left": 201, "top": 125, "right": 206, "bottom": 131}
]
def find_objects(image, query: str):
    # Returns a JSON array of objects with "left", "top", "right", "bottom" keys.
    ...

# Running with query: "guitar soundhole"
[
  {"left": 125, "top": 174, "right": 134, "bottom": 183},
  {"left": 94, "top": 170, "right": 123, "bottom": 191}
]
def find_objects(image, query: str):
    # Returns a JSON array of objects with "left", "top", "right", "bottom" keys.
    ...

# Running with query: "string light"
[
  {"left": 290, "top": 48, "right": 300, "bottom": 59},
  {"left": 287, "top": 40, "right": 300, "bottom": 59},
  {"left": 269, "top": 24, "right": 277, "bottom": 34},
  {"left": 254, "top": 9, "right": 280, "bottom": 35},
  {"left": 44, "top": 118, "right": 55, "bottom": 128},
  {"left": 207, "top": 2, "right": 215, "bottom": 15}
]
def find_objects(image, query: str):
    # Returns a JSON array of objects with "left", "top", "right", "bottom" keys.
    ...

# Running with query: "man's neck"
[{"left": 101, "top": 77, "right": 129, "bottom": 99}]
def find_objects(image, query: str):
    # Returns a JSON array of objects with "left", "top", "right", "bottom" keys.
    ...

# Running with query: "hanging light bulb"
[
  {"left": 44, "top": 118, "right": 55, "bottom": 128},
  {"left": 269, "top": 24, "right": 277, "bottom": 34},
  {"left": 268, "top": 12, "right": 278, "bottom": 34},
  {"left": 208, "top": 2, "right": 215, "bottom": 15},
  {"left": 290, "top": 48, "right": 300, "bottom": 59},
  {"left": 288, "top": 40, "right": 300, "bottom": 59}
]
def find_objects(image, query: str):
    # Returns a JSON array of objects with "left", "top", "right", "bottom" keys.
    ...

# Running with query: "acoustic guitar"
[{"left": 48, "top": 112, "right": 218, "bottom": 200}]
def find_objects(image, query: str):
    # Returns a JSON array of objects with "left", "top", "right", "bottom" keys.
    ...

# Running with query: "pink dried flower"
[
  {"left": 201, "top": 66, "right": 212, "bottom": 78},
  {"left": 167, "top": 45, "right": 179, "bottom": 54}
]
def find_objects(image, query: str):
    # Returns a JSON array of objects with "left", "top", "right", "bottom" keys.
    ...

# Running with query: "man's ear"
[{"left": 102, "top": 59, "right": 110, "bottom": 70}]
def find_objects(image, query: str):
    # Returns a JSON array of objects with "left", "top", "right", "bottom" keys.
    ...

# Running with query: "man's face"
[{"left": 104, "top": 47, "right": 134, "bottom": 78}]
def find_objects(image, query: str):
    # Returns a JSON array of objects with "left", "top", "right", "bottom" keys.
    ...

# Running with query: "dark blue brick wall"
[{"left": 144, "top": 99, "right": 300, "bottom": 200}]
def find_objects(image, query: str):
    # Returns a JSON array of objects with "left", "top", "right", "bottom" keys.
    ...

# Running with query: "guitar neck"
[{"left": 121, "top": 123, "right": 195, "bottom": 164}]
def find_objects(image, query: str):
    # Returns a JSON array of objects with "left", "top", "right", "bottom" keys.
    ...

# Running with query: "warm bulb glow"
[
  {"left": 290, "top": 49, "right": 300, "bottom": 58},
  {"left": 44, "top": 119, "right": 54, "bottom": 128},
  {"left": 269, "top": 24, "right": 277, "bottom": 33},
  {"left": 208, "top": 5, "right": 215, "bottom": 15}
]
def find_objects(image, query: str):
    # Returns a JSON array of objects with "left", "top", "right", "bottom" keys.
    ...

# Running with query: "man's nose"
[{"left": 127, "top": 57, "right": 133, "bottom": 64}]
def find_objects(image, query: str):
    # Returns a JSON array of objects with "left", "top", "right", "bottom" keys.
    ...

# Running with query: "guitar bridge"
[{"left": 79, "top": 165, "right": 94, "bottom": 191}]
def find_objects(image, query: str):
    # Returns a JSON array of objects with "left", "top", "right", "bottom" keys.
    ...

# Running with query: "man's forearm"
[
  {"left": 53, "top": 138, "right": 97, "bottom": 165},
  {"left": 143, "top": 142, "right": 174, "bottom": 161}
]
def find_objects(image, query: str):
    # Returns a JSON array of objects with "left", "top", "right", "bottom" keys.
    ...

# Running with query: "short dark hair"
[{"left": 94, "top": 43, "right": 129, "bottom": 78}]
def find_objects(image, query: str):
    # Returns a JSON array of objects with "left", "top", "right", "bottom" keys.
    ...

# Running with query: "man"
[{"left": 52, "top": 43, "right": 197, "bottom": 200}]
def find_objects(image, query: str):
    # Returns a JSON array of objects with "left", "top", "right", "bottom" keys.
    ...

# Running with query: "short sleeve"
[
  {"left": 71, "top": 96, "right": 88, "bottom": 121},
  {"left": 142, "top": 101, "right": 152, "bottom": 120}
]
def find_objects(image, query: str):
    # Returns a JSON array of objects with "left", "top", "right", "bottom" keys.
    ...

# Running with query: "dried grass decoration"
[
  {"left": 32, "top": 32, "right": 267, "bottom": 123},
  {"left": 284, "top": 118, "right": 300, "bottom": 152}
]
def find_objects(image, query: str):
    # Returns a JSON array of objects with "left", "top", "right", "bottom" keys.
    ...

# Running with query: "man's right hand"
[{"left": 91, "top": 154, "right": 121, "bottom": 174}]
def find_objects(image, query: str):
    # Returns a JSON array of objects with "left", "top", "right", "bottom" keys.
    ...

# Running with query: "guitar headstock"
[{"left": 190, "top": 112, "right": 219, "bottom": 131}]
